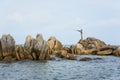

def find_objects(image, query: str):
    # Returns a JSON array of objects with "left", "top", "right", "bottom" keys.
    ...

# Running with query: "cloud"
[{"left": 6, "top": 12, "right": 31, "bottom": 23}]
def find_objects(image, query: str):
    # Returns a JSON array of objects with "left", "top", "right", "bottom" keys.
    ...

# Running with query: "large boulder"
[
  {"left": 96, "top": 45, "right": 118, "bottom": 56},
  {"left": 70, "top": 45, "right": 77, "bottom": 54},
  {"left": 63, "top": 47, "right": 71, "bottom": 53},
  {"left": 15, "top": 45, "right": 26, "bottom": 60},
  {"left": 24, "top": 35, "right": 33, "bottom": 60},
  {"left": 70, "top": 37, "right": 107, "bottom": 55},
  {"left": 80, "top": 57, "right": 102, "bottom": 61},
  {"left": 60, "top": 50, "right": 68, "bottom": 58},
  {"left": 24, "top": 35, "right": 32, "bottom": 50},
  {"left": 70, "top": 43, "right": 85, "bottom": 54},
  {"left": 99, "top": 45, "right": 118, "bottom": 51},
  {"left": 38, "top": 40, "right": 49, "bottom": 60},
  {"left": 24, "top": 34, "right": 49, "bottom": 60},
  {"left": 48, "top": 36, "right": 63, "bottom": 54},
  {"left": 82, "top": 49, "right": 98, "bottom": 55},
  {"left": 1, "top": 34, "right": 15, "bottom": 61},
  {"left": 67, "top": 53, "right": 76, "bottom": 60},
  {"left": 97, "top": 50, "right": 113, "bottom": 55},
  {"left": 113, "top": 47, "right": 120, "bottom": 56}
]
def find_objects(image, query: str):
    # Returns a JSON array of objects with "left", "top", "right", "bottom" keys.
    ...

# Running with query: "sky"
[{"left": 0, "top": 0, "right": 120, "bottom": 45}]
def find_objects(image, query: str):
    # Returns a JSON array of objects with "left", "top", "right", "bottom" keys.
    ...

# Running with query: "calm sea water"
[{"left": 0, "top": 55, "right": 120, "bottom": 80}]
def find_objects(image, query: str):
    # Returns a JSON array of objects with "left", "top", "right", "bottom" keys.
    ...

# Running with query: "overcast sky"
[{"left": 0, "top": 0, "right": 120, "bottom": 45}]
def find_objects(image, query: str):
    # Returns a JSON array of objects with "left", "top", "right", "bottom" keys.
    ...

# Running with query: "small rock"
[
  {"left": 67, "top": 53, "right": 76, "bottom": 60},
  {"left": 48, "top": 55, "right": 55, "bottom": 60},
  {"left": 79, "top": 57, "right": 102, "bottom": 61},
  {"left": 80, "top": 57, "right": 92, "bottom": 61}
]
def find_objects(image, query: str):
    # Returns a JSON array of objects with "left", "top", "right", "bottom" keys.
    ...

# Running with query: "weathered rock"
[
  {"left": 48, "top": 37, "right": 56, "bottom": 50},
  {"left": 36, "top": 34, "right": 44, "bottom": 44},
  {"left": 76, "top": 43, "right": 84, "bottom": 54},
  {"left": 24, "top": 34, "right": 49, "bottom": 60},
  {"left": 70, "top": 37, "right": 107, "bottom": 55},
  {"left": 48, "top": 36, "right": 63, "bottom": 54},
  {"left": 3, "top": 56, "right": 16, "bottom": 62},
  {"left": 93, "top": 58, "right": 102, "bottom": 60},
  {"left": 70, "top": 44, "right": 84, "bottom": 54},
  {"left": 63, "top": 47, "right": 71, "bottom": 53},
  {"left": 80, "top": 57, "right": 102, "bottom": 61},
  {"left": 60, "top": 50, "right": 68, "bottom": 58},
  {"left": 76, "top": 49, "right": 82, "bottom": 54},
  {"left": 85, "top": 49, "right": 98, "bottom": 55},
  {"left": 48, "top": 55, "right": 55, "bottom": 60},
  {"left": 79, "top": 37, "right": 106, "bottom": 49},
  {"left": 67, "top": 53, "right": 76, "bottom": 60},
  {"left": 1, "top": 34, "right": 15, "bottom": 61},
  {"left": 54, "top": 40, "right": 63, "bottom": 50},
  {"left": 39, "top": 40, "right": 49, "bottom": 60},
  {"left": 113, "top": 47, "right": 120, "bottom": 56},
  {"left": 80, "top": 57, "right": 92, "bottom": 61},
  {"left": 97, "top": 49, "right": 113, "bottom": 55},
  {"left": 0, "top": 39, "right": 3, "bottom": 60},
  {"left": 24, "top": 35, "right": 33, "bottom": 60},
  {"left": 15, "top": 45, "right": 25, "bottom": 60},
  {"left": 52, "top": 50, "right": 60, "bottom": 55},
  {"left": 34, "top": 34, "right": 49, "bottom": 60},
  {"left": 24, "top": 35, "right": 32, "bottom": 49},
  {"left": 70, "top": 43, "right": 98, "bottom": 55},
  {"left": 99, "top": 45, "right": 118, "bottom": 51},
  {"left": 70, "top": 45, "right": 77, "bottom": 54}
]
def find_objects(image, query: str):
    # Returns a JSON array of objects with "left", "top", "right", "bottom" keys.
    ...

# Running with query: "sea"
[
  {"left": 0, "top": 55, "right": 120, "bottom": 80},
  {"left": 0, "top": 45, "right": 120, "bottom": 80}
]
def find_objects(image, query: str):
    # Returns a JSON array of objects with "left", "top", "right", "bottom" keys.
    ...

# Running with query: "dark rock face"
[
  {"left": 80, "top": 57, "right": 92, "bottom": 61},
  {"left": 79, "top": 57, "right": 102, "bottom": 61}
]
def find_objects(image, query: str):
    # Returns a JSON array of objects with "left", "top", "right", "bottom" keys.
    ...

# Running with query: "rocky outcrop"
[
  {"left": 47, "top": 36, "right": 63, "bottom": 54},
  {"left": 79, "top": 37, "right": 106, "bottom": 49},
  {"left": 55, "top": 50, "right": 76, "bottom": 60},
  {"left": 15, "top": 45, "right": 26, "bottom": 60},
  {"left": 0, "top": 34, "right": 63, "bottom": 61},
  {"left": 0, "top": 33, "right": 119, "bottom": 62},
  {"left": 0, "top": 34, "right": 16, "bottom": 61},
  {"left": 70, "top": 44, "right": 84, "bottom": 55},
  {"left": 113, "top": 47, "right": 120, "bottom": 56},
  {"left": 24, "top": 34, "right": 49, "bottom": 60},
  {"left": 96, "top": 45, "right": 118, "bottom": 55},
  {"left": 97, "top": 50, "right": 113, "bottom": 55},
  {"left": 70, "top": 37, "right": 107, "bottom": 55}
]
